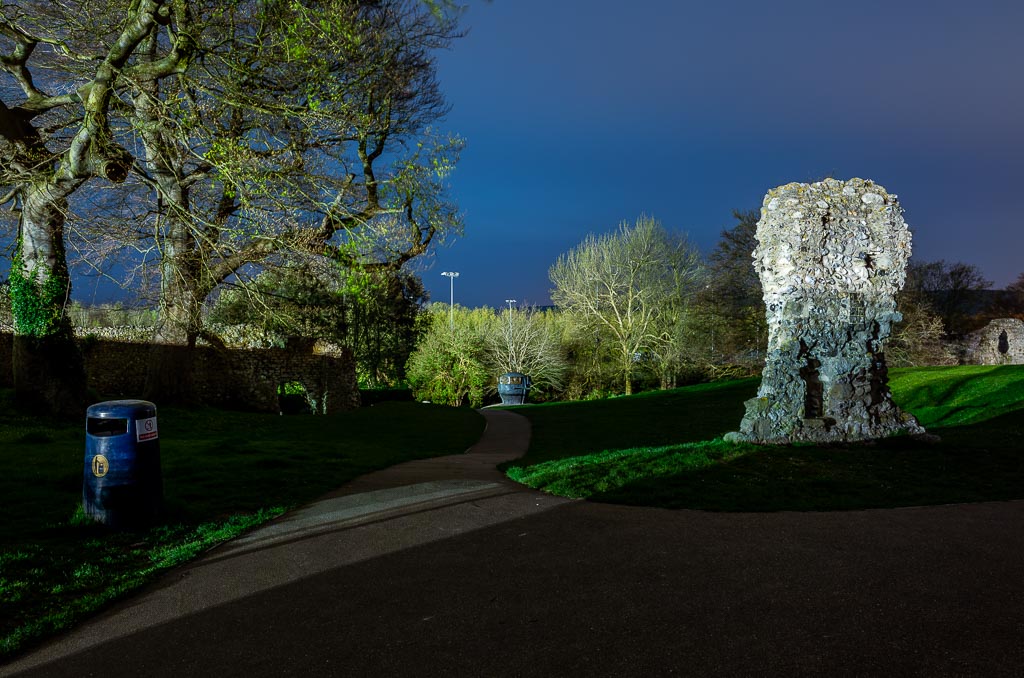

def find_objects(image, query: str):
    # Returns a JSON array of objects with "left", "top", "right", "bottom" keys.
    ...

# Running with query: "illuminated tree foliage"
[
  {"left": 0, "top": 0, "right": 463, "bottom": 409},
  {"left": 549, "top": 216, "right": 704, "bottom": 395},
  {"left": 211, "top": 262, "right": 426, "bottom": 387},
  {"left": 405, "top": 304, "right": 491, "bottom": 407}
]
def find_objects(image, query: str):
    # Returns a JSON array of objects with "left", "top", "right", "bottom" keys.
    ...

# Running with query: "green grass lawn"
[
  {"left": 504, "top": 365, "right": 1024, "bottom": 512},
  {"left": 6, "top": 365, "right": 1023, "bottom": 659},
  {"left": 0, "top": 394, "right": 484, "bottom": 659}
]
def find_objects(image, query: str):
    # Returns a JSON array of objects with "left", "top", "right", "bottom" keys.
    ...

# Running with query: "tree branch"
[{"left": 64, "top": 0, "right": 181, "bottom": 182}]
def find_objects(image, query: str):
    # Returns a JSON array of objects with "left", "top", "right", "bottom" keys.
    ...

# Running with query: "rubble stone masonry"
[
  {"left": 727, "top": 178, "right": 925, "bottom": 443},
  {"left": 963, "top": 318, "right": 1024, "bottom": 365},
  {"left": 0, "top": 328, "right": 359, "bottom": 413}
]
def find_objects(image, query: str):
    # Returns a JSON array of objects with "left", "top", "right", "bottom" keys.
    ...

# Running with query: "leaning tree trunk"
[{"left": 10, "top": 181, "right": 87, "bottom": 417}]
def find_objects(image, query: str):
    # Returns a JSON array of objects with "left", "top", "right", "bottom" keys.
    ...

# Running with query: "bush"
[{"left": 405, "top": 305, "right": 490, "bottom": 407}]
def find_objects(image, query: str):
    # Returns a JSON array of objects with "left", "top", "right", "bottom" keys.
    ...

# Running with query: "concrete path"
[{"left": 4, "top": 409, "right": 1024, "bottom": 677}]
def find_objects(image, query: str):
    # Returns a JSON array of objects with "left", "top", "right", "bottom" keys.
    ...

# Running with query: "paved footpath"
[{"left": 5, "top": 409, "right": 1024, "bottom": 677}]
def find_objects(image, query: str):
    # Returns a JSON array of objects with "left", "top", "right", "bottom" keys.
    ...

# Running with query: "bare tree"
[
  {"left": 902, "top": 259, "right": 992, "bottom": 337},
  {"left": 549, "top": 216, "right": 703, "bottom": 395},
  {"left": 993, "top": 272, "right": 1024, "bottom": 319},
  {"left": 886, "top": 300, "right": 956, "bottom": 366},
  {"left": 484, "top": 307, "right": 566, "bottom": 392}
]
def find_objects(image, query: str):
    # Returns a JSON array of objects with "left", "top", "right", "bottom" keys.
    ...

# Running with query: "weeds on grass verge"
[{"left": 0, "top": 507, "right": 286, "bottom": 658}]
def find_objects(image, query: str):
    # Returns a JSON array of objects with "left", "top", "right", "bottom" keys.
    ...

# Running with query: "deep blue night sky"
[{"left": 418, "top": 0, "right": 1024, "bottom": 308}]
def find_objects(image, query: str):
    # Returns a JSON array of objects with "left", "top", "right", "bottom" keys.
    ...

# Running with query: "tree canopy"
[
  {"left": 0, "top": 0, "right": 465, "bottom": 410},
  {"left": 549, "top": 216, "right": 703, "bottom": 395}
]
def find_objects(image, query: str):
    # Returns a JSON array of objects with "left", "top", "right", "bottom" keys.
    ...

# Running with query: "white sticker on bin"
[{"left": 136, "top": 416, "right": 158, "bottom": 442}]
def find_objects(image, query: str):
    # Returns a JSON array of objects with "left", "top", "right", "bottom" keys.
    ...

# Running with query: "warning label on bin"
[{"left": 136, "top": 416, "right": 158, "bottom": 442}]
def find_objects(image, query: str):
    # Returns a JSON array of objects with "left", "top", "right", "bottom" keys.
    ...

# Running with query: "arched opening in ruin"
[
  {"left": 868, "top": 355, "right": 888, "bottom": 408},
  {"left": 278, "top": 380, "right": 312, "bottom": 415},
  {"left": 799, "top": 353, "right": 823, "bottom": 419},
  {"left": 998, "top": 330, "right": 1009, "bottom": 354}
]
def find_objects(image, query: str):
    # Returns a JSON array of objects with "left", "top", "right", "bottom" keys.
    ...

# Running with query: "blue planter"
[{"left": 497, "top": 373, "right": 531, "bottom": 405}]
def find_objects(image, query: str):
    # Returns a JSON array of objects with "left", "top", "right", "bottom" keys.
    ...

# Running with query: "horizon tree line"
[
  {"left": 403, "top": 213, "right": 1024, "bottom": 405},
  {"left": 2, "top": 206, "right": 1020, "bottom": 408}
]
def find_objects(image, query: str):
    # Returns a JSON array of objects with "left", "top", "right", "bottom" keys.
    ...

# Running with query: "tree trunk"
[
  {"left": 13, "top": 334, "right": 87, "bottom": 417},
  {"left": 144, "top": 219, "right": 203, "bottom": 403},
  {"left": 135, "top": 59, "right": 205, "bottom": 404},
  {"left": 1, "top": 0, "right": 180, "bottom": 416},
  {"left": 11, "top": 181, "right": 87, "bottom": 416},
  {"left": 623, "top": 357, "right": 633, "bottom": 396}
]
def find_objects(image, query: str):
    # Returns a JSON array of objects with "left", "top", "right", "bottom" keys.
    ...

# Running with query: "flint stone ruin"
[
  {"left": 727, "top": 178, "right": 925, "bottom": 444},
  {"left": 963, "top": 318, "right": 1024, "bottom": 365}
]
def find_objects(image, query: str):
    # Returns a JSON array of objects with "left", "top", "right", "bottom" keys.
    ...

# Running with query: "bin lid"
[
  {"left": 87, "top": 400, "right": 157, "bottom": 418},
  {"left": 498, "top": 373, "right": 532, "bottom": 387}
]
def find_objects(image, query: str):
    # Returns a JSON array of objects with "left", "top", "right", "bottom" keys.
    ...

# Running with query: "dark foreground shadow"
[{"left": 9, "top": 499, "right": 1024, "bottom": 677}]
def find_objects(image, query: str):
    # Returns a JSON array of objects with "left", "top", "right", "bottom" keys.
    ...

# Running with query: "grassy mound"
[
  {"left": 505, "top": 365, "right": 1024, "bottom": 511},
  {"left": 887, "top": 365, "right": 1024, "bottom": 427}
]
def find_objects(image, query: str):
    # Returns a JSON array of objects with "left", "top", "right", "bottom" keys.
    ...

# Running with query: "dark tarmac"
[{"left": 4, "top": 409, "right": 1023, "bottom": 677}]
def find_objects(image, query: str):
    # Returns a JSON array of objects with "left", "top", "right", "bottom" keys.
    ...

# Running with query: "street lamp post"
[
  {"left": 441, "top": 271, "right": 459, "bottom": 331},
  {"left": 505, "top": 298, "right": 516, "bottom": 333}
]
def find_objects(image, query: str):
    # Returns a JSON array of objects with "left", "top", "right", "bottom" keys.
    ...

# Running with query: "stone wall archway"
[{"left": 964, "top": 319, "right": 1024, "bottom": 365}]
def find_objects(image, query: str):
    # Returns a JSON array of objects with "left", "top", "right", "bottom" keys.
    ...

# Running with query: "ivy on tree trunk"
[{"left": 9, "top": 183, "right": 87, "bottom": 416}]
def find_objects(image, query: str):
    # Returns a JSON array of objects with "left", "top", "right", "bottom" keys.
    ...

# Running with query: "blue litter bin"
[
  {"left": 83, "top": 400, "right": 163, "bottom": 528},
  {"left": 498, "top": 373, "right": 531, "bottom": 405}
]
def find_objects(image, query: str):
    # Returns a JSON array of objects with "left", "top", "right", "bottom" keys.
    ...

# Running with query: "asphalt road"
[{"left": 4, "top": 410, "right": 1023, "bottom": 677}]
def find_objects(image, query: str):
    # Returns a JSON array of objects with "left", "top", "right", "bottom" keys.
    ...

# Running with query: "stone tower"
[{"left": 728, "top": 178, "right": 925, "bottom": 444}]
